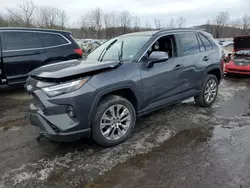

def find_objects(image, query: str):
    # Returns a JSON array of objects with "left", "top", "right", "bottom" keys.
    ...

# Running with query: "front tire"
[
  {"left": 92, "top": 95, "right": 136, "bottom": 147},
  {"left": 195, "top": 74, "right": 218, "bottom": 107}
]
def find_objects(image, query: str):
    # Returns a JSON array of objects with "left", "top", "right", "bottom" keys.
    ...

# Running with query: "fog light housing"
[{"left": 66, "top": 105, "right": 76, "bottom": 118}]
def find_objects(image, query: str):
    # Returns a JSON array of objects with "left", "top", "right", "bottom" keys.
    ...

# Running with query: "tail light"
[{"left": 74, "top": 48, "right": 83, "bottom": 57}]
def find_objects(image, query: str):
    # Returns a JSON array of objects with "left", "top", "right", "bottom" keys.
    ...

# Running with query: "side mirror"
[{"left": 147, "top": 51, "right": 169, "bottom": 68}]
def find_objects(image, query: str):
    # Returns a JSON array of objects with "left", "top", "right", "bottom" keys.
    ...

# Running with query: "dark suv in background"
[
  {"left": 0, "top": 28, "right": 82, "bottom": 89},
  {"left": 25, "top": 29, "right": 224, "bottom": 147}
]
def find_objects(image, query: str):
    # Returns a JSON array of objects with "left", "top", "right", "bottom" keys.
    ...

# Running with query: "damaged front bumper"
[{"left": 27, "top": 103, "right": 91, "bottom": 142}]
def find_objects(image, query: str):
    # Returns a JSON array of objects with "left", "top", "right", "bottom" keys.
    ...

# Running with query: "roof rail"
[
  {"left": 154, "top": 28, "right": 205, "bottom": 35},
  {"left": 0, "top": 27, "right": 71, "bottom": 34}
]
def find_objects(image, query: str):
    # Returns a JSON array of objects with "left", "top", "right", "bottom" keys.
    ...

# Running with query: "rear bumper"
[{"left": 27, "top": 104, "right": 91, "bottom": 142}]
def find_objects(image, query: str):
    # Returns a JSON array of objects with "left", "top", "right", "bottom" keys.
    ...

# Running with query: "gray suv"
[{"left": 25, "top": 29, "right": 224, "bottom": 147}]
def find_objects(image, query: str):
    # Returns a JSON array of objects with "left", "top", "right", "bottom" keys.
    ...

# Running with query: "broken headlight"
[{"left": 42, "top": 78, "right": 89, "bottom": 97}]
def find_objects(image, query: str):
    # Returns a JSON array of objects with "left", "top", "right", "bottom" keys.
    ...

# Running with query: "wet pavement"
[{"left": 1, "top": 76, "right": 250, "bottom": 188}]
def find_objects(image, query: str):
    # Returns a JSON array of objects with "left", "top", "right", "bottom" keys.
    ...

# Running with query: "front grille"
[
  {"left": 228, "top": 68, "right": 250, "bottom": 72},
  {"left": 31, "top": 93, "right": 44, "bottom": 111}
]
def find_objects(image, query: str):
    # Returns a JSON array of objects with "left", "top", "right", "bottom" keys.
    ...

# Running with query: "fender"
[
  {"left": 200, "top": 64, "right": 222, "bottom": 88},
  {"left": 88, "top": 82, "right": 142, "bottom": 123}
]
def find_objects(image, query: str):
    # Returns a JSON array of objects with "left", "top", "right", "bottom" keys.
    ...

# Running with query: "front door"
[
  {"left": 139, "top": 34, "right": 184, "bottom": 111},
  {"left": 1, "top": 31, "right": 47, "bottom": 84}
]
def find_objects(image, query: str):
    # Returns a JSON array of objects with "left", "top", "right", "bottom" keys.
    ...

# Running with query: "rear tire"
[
  {"left": 194, "top": 74, "right": 218, "bottom": 107},
  {"left": 92, "top": 95, "right": 136, "bottom": 147}
]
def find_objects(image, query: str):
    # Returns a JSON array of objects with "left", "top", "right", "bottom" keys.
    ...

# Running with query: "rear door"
[
  {"left": 176, "top": 32, "right": 209, "bottom": 98},
  {"left": 197, "top": 33, "right": 218, "bottom": 77},
  {"left": 1, "top": 31, "right": 47, "bottom": 84},
  {"left": 39, "top": 32, "right": 80, "bottom": 66}
]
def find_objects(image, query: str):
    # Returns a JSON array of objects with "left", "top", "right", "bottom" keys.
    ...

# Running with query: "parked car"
[
  {"left": 25, "top": 29, "right": 223, "bottom": 147},
  {"left": 224, "top": 36, "right": 250, "bottom": 75},
  {"left": 0, "top": 28, "right": 82, "bottom": 89}
]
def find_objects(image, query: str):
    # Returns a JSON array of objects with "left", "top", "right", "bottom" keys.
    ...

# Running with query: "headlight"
[{"left": 42, "top": 78, "right": 89, "bottom": 97}]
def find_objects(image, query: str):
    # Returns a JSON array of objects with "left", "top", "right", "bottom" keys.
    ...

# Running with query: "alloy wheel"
[{"left": 100, "top": 104, "right": 131, "bottom": 140}]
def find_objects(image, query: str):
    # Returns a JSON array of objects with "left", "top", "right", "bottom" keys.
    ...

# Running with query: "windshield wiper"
[
  {"left": 99, "top": 39, "right": 117, "bottom": 62},
  {"left": 118, "top": 41, "right": 124, "bottom": 63}
]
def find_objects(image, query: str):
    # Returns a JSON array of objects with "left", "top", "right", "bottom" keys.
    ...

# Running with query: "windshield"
[{"left": 86, "top": 35, "right": 150, "bottom": 62}]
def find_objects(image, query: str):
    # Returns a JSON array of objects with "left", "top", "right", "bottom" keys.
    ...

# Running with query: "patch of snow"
[
  {"left": 13, "top": 172, "right": 36, "bottom": 186},
  {"left": 8, "top": 126, "right": 20, "bottom": 131},
  {"left": 38, "top": 168, "right": 54, "bottom": 181},
  {"left": 182, "top": 97, "right": 194, "bottom": 103}
]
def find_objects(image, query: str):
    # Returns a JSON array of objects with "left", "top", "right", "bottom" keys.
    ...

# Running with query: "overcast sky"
[{"left": 1, "top": 0, "right": 250, "bottom": 27}]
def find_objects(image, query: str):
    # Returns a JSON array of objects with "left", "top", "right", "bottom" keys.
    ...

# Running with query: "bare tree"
[
  {"left": 6, "top": 0, "right": 36, "bottom": 27},
  {"left": 230, "top": 19, "right": 241, "bottom": 37},
  {"left": 204, "top": 19, "right": 213, "bottom": 34},
  {"left": 58, "top": 10, "right": 68, "bottom": 29},
  {"left": 216, "top": 11, "right": 229, "bottom": 27},
  {"left": 89, "top": 8, "right": 103, "bottom": 38},
  {"left": 110, "top": 12, "right": 119, "bottom": 28},
  {"left": 79, "top": 13, "right": 91, "bottom": 38},
  {"left": 132, "top": 15, "right": 140, "bottom": 31},
  {"left": 154, "top": 19, "right": 162, "bottom": 29},
  {"left": 103, "top": 12, "right": 112, "bottom": 38},
  {"left": 144, "top": 21, "right": 152, "bottom": 30},
  {"left": 214, "top": 11, "right": 230, "bottom": 38},
  {"left": 241, "top": 14, "right": 250, "bottom": 35},
  {"left": 176, "top": 16, "right": 186, "bottom": 28},
  {"left": 167, "top": 18, "right": 176, "bottom": 28},
  {"left": 119, "top": 11, "right": 132, "bottom": 34},
  {"left": 103, "top": 13, "right": 111, "bottom": 29},
  {"left": 37, "top": 6, "right": 68, "bottom": 29},
  {"left": 0, "top": 14, "right": 7, "bottom": 27}
]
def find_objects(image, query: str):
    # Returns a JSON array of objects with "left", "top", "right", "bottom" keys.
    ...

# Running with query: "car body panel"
[
  {"left": 224, "top": 60, "right": 250, "bottom": 74},
  {"left": 2, "top": 48, "right": 47, "bottom": 84},
  {"left": 25, "top": 29, "right": 223, "bottom": 142},
  {"left": 29, "top": 59, "right": 120, "bottom": 79},
  {"left": 224, "top": 36, "right": 250, "bottom": 75},
  {"left": 0, "top": 28, "right": 81, "bottom": 87},
  {"left": 234, "top": 36, "right": 250, "bottom": 52}
]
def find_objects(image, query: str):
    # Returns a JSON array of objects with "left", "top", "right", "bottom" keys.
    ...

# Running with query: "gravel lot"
[{"left": 1, "top": 76, "right": 250, "bottom": 188}]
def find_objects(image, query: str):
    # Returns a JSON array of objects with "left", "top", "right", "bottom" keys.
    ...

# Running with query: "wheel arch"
[
  {"left": 201, "top": 65, "right": 222, "bottom": 88},
  {"left": 88, "top": 84, "right": 141, "bottom": 124}
]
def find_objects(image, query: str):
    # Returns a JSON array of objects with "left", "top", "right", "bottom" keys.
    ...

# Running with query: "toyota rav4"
[{"left": 25, "top": 29, "right": 224, "bottom": 147}]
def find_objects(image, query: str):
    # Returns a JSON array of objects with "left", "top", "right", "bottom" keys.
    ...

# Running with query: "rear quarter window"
[
  {"left": 39, "top": 33, "right": 70, "bottom": 48},
  {"left": 179, "top": 33, "right": 200, "bottom": 56},
  {"left": 199, "top": 34, "right": 213, "bottom": 51},
  {"left": 196, "top": 34, "right": 206, "bottom": 52},
  {"left": 2, "top": 31, "right": 42, "bottom": 51}
]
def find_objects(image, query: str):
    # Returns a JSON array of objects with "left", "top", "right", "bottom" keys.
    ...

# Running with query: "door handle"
[
  {"left": 203, "top": 56, "right": 210, "bottom": 61},
  {"left": 173, "top": 64, "right": 183, "bottom": 70}
]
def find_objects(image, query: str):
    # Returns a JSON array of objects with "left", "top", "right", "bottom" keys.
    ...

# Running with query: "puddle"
[{"left": 85, "top": 124, "right": 250, "bottom": 188}]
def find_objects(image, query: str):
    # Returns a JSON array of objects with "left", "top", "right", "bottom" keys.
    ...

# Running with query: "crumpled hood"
[{"left": 29, "top": 59, "right": 120, "bottom": 79}]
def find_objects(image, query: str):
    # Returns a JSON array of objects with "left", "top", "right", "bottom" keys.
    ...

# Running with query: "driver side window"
[{"left": 147, "top": 35, "right": 177, "bottom": 59}]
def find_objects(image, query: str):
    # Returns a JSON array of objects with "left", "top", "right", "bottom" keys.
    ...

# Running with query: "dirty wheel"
[
  {"left": 195, "top": 74, "right": 218, "bottom": 107},
  {"left": 92, "top": 95, "right": 136, "bottom": 147}
]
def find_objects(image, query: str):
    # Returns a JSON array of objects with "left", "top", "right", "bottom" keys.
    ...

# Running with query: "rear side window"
[
  {"left": 2, "top": 31, "right": 42, "bottom": 51},
  {"left": 199, "top": 34, "right": 213, "bottom": 51},
  {"left": 196, "top": 34, "right": 205, "bottom": 52},
  {"left": 179, "top": 33, "right": 200, "bottom": 56},
  {"left": 39, "top": 33, "right": 69, "bottom": 47}
]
